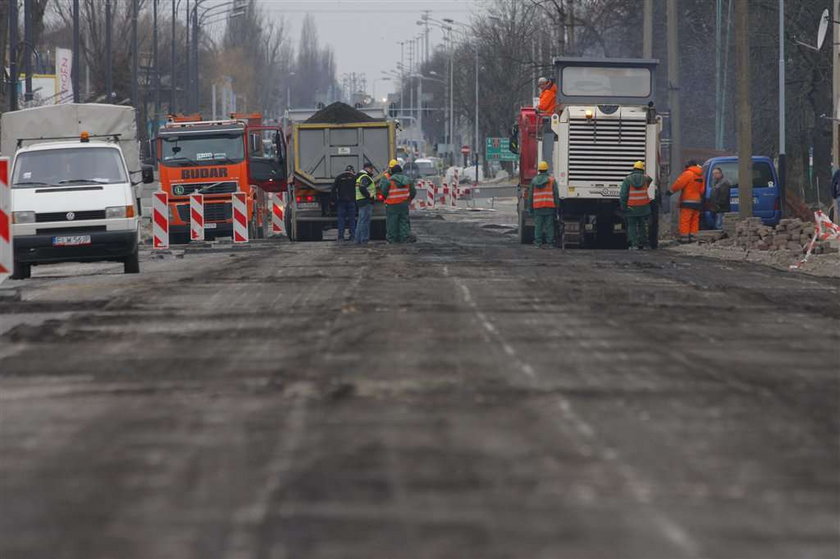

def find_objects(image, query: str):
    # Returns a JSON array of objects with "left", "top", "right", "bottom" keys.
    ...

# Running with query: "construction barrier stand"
[
  {"left": 190, "top": 193, "right": 204, "bottom": 241},
  {"left": 0, "top": 158, "right": 11, "bottom": 282},
  {"left": 152, "top": 191, "right": 169, "bottom": 249},
  {"left": 271, "top": 193, "right": 284, "bottom": 235},
  {"left": 232, "top": 192, "right": 248, "bottom": 243}
]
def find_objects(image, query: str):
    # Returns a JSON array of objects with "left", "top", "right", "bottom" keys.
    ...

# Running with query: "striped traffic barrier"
[
  {"left": 452, "top": 170, "right": 460, "bottom": 206},
  {"left": 0, "top": 158, "right": 11, "bottom": 282},
  {"left": 271, "top": 193, "right": 284, "bottom": 235},
  {"left": 152, "top": 191, "right": 169, "bottom": 249},
  {"left": 232, "top": 192, "right": 248, "bottom": 243},
  {"left": 190, "top": 193, "right": 204, "bottom": 241},
  {"left": 427, "top": 182, "right": 435, "bottom": 208}
]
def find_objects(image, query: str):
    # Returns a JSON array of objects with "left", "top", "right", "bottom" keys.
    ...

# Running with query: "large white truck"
[
  {"left": 517, "top": 58, "right": 663, "bottom": 248},
  {"left": 1, "top": 104, "right": 154, "bottom": 278}
]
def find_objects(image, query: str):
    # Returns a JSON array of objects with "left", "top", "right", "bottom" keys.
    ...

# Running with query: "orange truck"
[{"left": 156, "top": 113, "right": 286, "bottom": 242}]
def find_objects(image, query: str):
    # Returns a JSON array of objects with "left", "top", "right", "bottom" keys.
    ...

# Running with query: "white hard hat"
[{"left": 537, "top": 77, "right": 548, "bottom": 85}]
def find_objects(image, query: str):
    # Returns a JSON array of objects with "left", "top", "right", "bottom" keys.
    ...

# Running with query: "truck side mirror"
[{"left": 141, "top": 165, "right": 155, "bottom": 184}]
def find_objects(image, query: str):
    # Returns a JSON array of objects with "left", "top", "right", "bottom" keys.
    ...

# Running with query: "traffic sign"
[
  {"left": 485, "top": 137, "right": 518, "bottom": 161},
  {"left": 460, "top": 145, "right": 471, "bottom": 155}
]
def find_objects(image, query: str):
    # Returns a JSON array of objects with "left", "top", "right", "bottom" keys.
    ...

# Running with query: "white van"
[{"left": 9, "top": 135, "right": 153, "bottom": 279}]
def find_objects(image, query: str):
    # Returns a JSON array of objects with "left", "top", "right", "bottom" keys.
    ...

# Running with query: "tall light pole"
[
  {"left": 24, "top": 0, "right": 33, "bottom": 102},
  {"left": 73, "top": 0, "right": 81, "bottom": 102},
  {"left": 153, "top": 0, "right": 160, "bottom": 120},
  {"left": 778, "top": 0, "right": 786, "bottom": 213},
  {"left": 132, "top": 0, "right": 139, "bottom": 108},
  {"left": 170, "top": 0, "right": 176, "bottom": 113},
  {"left": 474, "top": 43, "right": 479, "bottom": 185},
  {"left": 106, "top": 0, "right": 113, "bottom": 102},
  {"left": 736, "top": 0, "right": 753, "bottom": 217},
  {"left": 9, "top": 0, "right": 19, "bottom": 110}
]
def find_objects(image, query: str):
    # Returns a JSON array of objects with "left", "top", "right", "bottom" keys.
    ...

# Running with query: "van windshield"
[
  {"left": 12, "top": 147, "right": 128, "bottom": 187},
  {"left": 161, "top": 133, "right": 245, "bottom": 166},
  {"left": 709, "top": 161, "right": 775, "bottom": 189}
]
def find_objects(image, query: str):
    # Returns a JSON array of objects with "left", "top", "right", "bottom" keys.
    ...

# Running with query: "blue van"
[{"left": 701, "top": 156, "right": 781, "bottom": 228}]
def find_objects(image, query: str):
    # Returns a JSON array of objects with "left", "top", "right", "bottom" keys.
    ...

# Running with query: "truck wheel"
[
  {"left": 11, "top": 261, "right": 31, "bottom": 280},
  {"left": 370, "top": 220, "right": 386, "bottom": 241},
  {"left": 124, "top": 250, "right": 140, "bottom": 274},
  {"left": 518, "top": 212, "right": 534, "bottom": 245},
  {"left": 285, "top": 213, "right": 294, "bottom": 240},
  {"left": 307, "top": 223, "right": 323, "bottom": 242}
]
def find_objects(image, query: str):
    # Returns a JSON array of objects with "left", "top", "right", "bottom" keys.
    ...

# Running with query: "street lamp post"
[
  {"left": 9, "top": 0, "right": 18, "bottom": 110},
  {"left": 73, "top": 0, "right": 80, "bottom": 102},
  {"left": 106, "top": 0, "right": 113, "bottom": 102}
]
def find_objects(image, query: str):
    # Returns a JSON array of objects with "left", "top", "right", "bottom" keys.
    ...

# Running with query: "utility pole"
[
  {"left": 736, "top": 0, "right": 753, "bottom": 217},
  {"left": 666, "top": 0, "right": 681, "bottom": 183},
  {"left": 833, "top": 0, "right": 840, "bottom": 173},
  {"left": 9, "top": 0, "right": 18, "bottom": 110},
  {"left": 24, "top": 0, "right": 33, "bottom": 102},
  {"left": 777, "top": 0, "right": 786, "bottom": 214},
  {"left": 106, "top": 0, "right": 113, "bottom": 102},
  {"left": 171, "top": 0, "right": 176, "bottom": 113},
  {"left": 131, "top": 0, "right": 138, "bottom": 107},
  {"left": 72, "top": 0, "right": 80, "bottom": 102},
  {"left": 643, "top": 0, "right": 653, "bottom": 58},
  {"left": 474, "top": 43, "right": 479, "bottom": 186},
  {"left": 185, "top": 0, "right": 190, "bottom": 112},
  {"left": 153, "top": 0, "right": 160, "bottom": 122}
]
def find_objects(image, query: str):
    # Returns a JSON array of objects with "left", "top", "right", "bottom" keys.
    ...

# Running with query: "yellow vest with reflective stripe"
[{"left": 355, "top": 172, "right": 375, "bottom": 201}]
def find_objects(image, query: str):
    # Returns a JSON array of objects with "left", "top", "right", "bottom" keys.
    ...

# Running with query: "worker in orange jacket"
[
  {"left": 669, "top": 160, "right": 705, "bottom": 243},
  {"left": 537, "top": 77, "right": 558, "bottom": 115}
]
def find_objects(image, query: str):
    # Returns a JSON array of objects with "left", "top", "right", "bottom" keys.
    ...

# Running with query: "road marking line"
[{"left": 453, "top": 276, "right": 704, "bottom": 559}]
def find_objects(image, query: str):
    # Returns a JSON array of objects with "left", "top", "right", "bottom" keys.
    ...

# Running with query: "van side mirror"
[{"left": 141, "top": 165, "right": 155, "bottom": 184}]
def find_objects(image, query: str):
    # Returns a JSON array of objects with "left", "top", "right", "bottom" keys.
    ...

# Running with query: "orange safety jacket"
[
  {"left": 671, "top": 165, "right": 704, "bottom": 209},
  {"left": 538, "top": 82, "right": 558, "bottom": 115},
  {"left": 385, "top": 179, "right": 411, "bottom": 205},
  {"left": 627, "top": 182, "right": 651, "bottom": 207},
  {"left": 532, "top": 178, "right": 557, "bottom": 209}
]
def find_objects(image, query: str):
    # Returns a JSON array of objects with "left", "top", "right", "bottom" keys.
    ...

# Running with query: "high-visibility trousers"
[{"left": 679, "top": 207, "right": 700, "bottom": 237}]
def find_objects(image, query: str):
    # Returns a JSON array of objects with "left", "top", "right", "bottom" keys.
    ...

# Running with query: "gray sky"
[{"left": 255, "top": 0, "right": 481, "bottom": 97}]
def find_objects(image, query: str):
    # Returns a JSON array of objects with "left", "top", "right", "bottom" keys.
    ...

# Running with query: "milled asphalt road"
[{"left": 0, "top": 210, "right": 838, "bottom": 559}]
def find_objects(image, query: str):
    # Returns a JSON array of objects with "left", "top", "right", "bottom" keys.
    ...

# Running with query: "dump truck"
[
  {"left": 515, "top": 58, "right": 663, "bottom": 248},
  {"left": 285, "top": 103, "right": 395, "bottom": 241},
  {"left": 156, "top": 113, "right": 286, "bottom": 242}
]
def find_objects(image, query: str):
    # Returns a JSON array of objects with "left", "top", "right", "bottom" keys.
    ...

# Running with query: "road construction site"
[{"left": 1, "top": 200, "right": 838, "bottom": 559}]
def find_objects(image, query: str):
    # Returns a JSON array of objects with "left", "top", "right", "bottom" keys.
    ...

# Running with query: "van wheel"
[
  {"left": 11, "top": 261, "right": 31, "bottom": 280},
  {"left": 124, "top": 251, "right": 140, "bottom": 274}
]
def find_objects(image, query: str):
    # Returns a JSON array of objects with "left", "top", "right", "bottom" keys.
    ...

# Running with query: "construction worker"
[
  {"left": 354, "top": 162, "right": 376, "bottom": 244},
  {"left": 332, "top": 165, "right": 357, "bottom": 242},
  {"left": 669, "top": 160, "right": 705, "bottom": 243},
  {"left": 381, "top": 162, "right": 416, "bottom": 243},
  {"left": 537, "top": 77, "right": 558, "bottom": 115},
  {"left": 620, "top": 161, "right": 654, "bottom": 250},
  {"left": 528, "top": 160, "right": 559, "bottom": 248}
]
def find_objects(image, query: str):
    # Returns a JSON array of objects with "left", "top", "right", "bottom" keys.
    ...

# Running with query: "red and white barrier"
[
  {"left": 426, "top": 182, "right": 436, "bottom": 208},
  {"left": 0, "top": 158, "right": 11, "bottom": 282},
  {"left": 190, "top": 193, "right": 204, "bottom": 241},
  {"left": 152, "top": 191, "right": 169, "bottom": 249},
  {"left": 271, "top": 193, "right": 284, "bottom": 235},
  {"left": 791, "top": 210, "right": 840, "bottom": 270},
  {"left": 232, "top": 192, "right": 248, "bottom": 243},
  {"left": 451, "top": 169, "right": 460, "bottom": 206}
]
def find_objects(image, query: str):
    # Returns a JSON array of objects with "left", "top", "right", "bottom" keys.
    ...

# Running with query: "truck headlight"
[
  {"left": 12, "top": 211, "right": 35, "bottom": 224},
  {"left": 105, "top": 205, "right": 131, "bottom": 218}
]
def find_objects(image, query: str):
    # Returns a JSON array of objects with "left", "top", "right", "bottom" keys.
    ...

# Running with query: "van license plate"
[
  {"left": 53, "top": 235, "right": 91, "bottom": 246},
  {"left": 205, "top": 223, "right": 217, "bottom": 229}
]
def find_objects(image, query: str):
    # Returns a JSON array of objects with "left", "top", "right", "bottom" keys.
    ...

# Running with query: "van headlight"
[
  {"left": 105, "top": 205, "right": 128, "bottom": 218},
  {"left": 12, "top": 211, "right": 35, "bottom": 224}
]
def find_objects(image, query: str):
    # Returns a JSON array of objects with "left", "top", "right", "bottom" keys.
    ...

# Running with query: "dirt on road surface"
[{"left": 1, "top": 211, "right": 838, "bottom": 559}]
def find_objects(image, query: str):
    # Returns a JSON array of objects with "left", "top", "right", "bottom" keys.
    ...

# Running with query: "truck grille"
[
  {"left": 36, "top": 210, "right": 106, "bottom": 222},
  {"left": 172, "top": 181, "right": 238, "bottom": 196},
  {"left": 177, "top": 202, "right": 232, "bottom": 222},
  {"left": 568, "top": 119, "right": 647, "bottom": 183}
]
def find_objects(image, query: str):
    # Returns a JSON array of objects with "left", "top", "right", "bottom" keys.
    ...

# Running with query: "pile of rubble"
[{"left": 711, "top": 216, "right": 838, "bottom": 255}]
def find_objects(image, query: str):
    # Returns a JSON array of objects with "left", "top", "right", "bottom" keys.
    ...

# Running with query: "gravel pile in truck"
[{"left": 305, "top": 102, "right": 380, "bottom": 124}]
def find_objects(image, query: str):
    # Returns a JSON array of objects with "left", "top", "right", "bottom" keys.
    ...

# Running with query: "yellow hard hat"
[
  {"left": 389, "top": 159, "right": 399, "bottom": 168},
  {"left": 633, "top": 161, "right": 645, "bottom": 170},
  {"left": 538, "top": 160, "right": 549, "bottom": 171}
]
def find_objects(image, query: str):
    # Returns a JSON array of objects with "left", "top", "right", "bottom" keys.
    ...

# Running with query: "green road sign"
[{"left": 485, "top": 137, "right": 518, "bottom": 162}]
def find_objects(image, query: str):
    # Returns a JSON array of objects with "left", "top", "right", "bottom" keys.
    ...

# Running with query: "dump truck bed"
[{"left": 291, "top": 120, "right": 395, "bottom": 192}]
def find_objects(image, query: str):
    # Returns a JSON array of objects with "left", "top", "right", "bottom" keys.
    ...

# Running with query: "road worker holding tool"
[
  {"left": 620, "top": 161, "right": 654, "bottom": 250},
  {"left": 669, "top": 160, "right": 705, "bottom": 243},
  {"left": 528, "top": 160, "right": 560, "bottom": 248}
]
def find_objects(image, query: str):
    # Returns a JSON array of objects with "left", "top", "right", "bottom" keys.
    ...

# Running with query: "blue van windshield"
[{"left": 708, "top": 161, "right": 774, "bottom": 189}]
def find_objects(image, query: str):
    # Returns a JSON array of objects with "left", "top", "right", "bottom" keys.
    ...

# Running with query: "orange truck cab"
[{"left": 156, "top": 114, "right": 286, "bottom": 242}]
